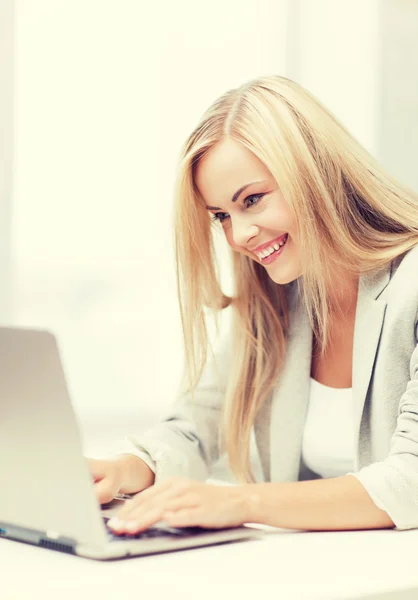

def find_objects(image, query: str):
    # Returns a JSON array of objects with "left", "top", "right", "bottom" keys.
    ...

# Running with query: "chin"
[{"left": 266, "top": 267, "right": 299, "bottom": 285}]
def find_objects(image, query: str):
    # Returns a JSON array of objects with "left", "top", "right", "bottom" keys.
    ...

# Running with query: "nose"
[{"left": 230, "top": 216, "right": 260, "bottom": 248}]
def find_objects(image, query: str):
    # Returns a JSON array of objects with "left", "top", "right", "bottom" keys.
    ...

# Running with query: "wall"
[
  {"left": 12, "top": 0, "right": 288, "bottom": 424},
  {"left": 0, "top": 0, "right": 13, "bottom": 321}
]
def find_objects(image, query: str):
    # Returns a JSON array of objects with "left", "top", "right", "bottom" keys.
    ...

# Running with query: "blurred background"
[{"left": 1, "top": 0, "right": 417, "bottom": 476}]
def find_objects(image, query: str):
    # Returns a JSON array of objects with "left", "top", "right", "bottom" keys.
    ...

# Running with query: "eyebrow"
[{"left": 204, "top": 180, "right": 267, "bottom": 211}]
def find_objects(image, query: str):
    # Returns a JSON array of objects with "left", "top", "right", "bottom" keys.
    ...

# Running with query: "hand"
[
  {"left": 88, "top": 455, "right": 155, "bottom": 504},
  {"left": 107, "top": 476, "right": 252, "bottom": 534}
]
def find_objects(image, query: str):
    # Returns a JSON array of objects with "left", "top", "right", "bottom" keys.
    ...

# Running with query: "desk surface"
[{"left": 2, "top": 525, "right": 418, "bottom": 600}]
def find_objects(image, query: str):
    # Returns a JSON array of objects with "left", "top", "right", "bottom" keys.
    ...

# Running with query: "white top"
[{"left": 302, "top": 377, "right": 355, "bottom": 478}]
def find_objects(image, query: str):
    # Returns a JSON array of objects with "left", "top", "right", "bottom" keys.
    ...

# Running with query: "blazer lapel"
[{"left": 353, "top": 265, "right": 392, "bottom": 468}]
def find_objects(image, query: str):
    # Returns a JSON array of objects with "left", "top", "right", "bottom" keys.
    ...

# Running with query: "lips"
[
  {"left": 258, "top": 234, "right": 288, "bottom": 265},
  {"left": 252, "top": 233, "right": 288, "bottom": 255}
]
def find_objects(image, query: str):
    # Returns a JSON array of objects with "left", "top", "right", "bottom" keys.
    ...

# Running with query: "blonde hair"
[{"left": 173, "top": 75, "right": 418, "bottom": 483}]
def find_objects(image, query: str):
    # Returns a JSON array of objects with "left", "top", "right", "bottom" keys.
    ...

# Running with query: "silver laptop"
[{"left": 0, "top": 326, "right": 262, "bottom": 560}]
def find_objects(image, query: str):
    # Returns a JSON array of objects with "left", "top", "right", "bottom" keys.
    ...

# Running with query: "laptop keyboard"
[{"left": 103, "top": 517, "right": 206, "bottom": 541}]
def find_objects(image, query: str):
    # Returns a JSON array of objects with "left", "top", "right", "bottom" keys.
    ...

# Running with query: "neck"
[{"left": 327, "top": 273, "right": 359, "bottom": 318}]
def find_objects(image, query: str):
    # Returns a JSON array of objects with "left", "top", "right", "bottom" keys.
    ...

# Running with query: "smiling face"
[{"left": 195, "top": 137, "right": 303, "bottom": 285}]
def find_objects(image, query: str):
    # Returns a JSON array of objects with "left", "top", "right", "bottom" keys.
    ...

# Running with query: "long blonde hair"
[{"left": 173, "top": 75, "right": 418, "bottom": 483}]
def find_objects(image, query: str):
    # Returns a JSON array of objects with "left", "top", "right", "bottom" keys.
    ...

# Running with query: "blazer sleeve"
[
  {"left": 117, "top": 329, "right": 231, "bottom": 484},
  {"left": 351, "top": 314, "right": 418, "bottom": 530}
]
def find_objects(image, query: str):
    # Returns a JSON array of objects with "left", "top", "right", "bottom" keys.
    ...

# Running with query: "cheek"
[
  {"left": 225, "top": 234, "right": 243, "bottom": 255},
  {"left": 225, "top": 235, "right": 258, "bottom": 262},
  {"left": 224, "top": 230, "right": 237, "bottom": 251}
]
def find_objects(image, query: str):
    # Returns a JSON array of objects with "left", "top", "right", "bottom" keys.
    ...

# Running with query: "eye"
[
  {"left": 211, "top": 212, "right": 229, "bottom": 223},
  {"left": 244, "top": 193, "right": 264, "bottom": 209},
  {"left": 211, "top": 193, "right": 265, "bottom": 223},
  {"left": 211, "top": 213, "right": 229, "bottom": 223}
]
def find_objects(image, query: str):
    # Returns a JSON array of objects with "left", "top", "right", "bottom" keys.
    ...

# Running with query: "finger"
[
  {"left": 87, "top": 457, "right": 106, "bottom": 482},
  {"left": 129, "top": 493, "right": 199, "bottom": 522},
  {"left": 94, "top": 477, "right": 118, "bottom": 505},
  {"left": 109, "top": 492, "right": 199, "bottom": 535},
  {"left": 116, "top": 479, "right": 172, "bottom": 514},
  {"left": 116, "top": 478, "right": 191, "bottom": 520},
  {"left": 116, "top": 488, "right": 179, "bottom": 521},
  {"left": 162, "top": 493, "right": 200, "bottom": 513},
  {"left": 162, "top": 508, "right": 201, "bottom": 528},
  {"left": 163, "top": 507, "right": 235, "bottom": 530},
  {"left": 108, "top": 506, "right": 165, "bottom": 534}
]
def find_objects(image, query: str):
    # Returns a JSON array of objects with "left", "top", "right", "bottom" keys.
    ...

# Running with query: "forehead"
[{"left": 194, "top": 138, "right": 271, "bottom": 199}]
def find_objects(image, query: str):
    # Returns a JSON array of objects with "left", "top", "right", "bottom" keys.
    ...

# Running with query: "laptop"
[{"left": 0, "top": 326, "right": 262, "bottom": 560}]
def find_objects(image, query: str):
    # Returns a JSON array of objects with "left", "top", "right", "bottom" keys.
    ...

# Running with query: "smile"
[{"left": 256, "top": 234, "right": 288, "bottom": 265}]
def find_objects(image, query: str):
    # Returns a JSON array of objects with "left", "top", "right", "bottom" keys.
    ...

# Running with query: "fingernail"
[{"left": 108, "top": 517, "right": 123, "bottom": 529}]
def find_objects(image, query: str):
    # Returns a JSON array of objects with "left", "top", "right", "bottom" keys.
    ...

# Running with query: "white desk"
[{"left": 2, "top": 526, "right": 418, "bottom": 600}]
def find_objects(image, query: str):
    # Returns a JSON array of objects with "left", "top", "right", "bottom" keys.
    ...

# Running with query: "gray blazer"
[{"left": 126, "top": 244, "right": 418, "bottom": 530}]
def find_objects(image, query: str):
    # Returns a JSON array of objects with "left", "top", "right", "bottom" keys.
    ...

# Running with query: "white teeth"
[
  {"left": 259, "top": 246, "right": 275, "bottom": 258},
  {"left": 255, "top": 235, "right": 287, "bottom": 260}
]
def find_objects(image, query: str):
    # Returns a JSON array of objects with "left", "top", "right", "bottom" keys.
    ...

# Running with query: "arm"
[
  {"left": 243, "top": 474, "right": 394, "bottom": 530},
  {"left": 245, "top": 325, "right": 418, "bottom": 531}
]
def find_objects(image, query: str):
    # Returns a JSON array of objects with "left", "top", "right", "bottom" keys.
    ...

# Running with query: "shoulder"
[
  {"left": 387, "top": 244, "right": 418, "bottom": 318},
  {"left": 392, "top": 243, "right": 418, "bottom": 276},
  {"left": 383, "top": 245, "right": 418, "bottom": 353}
]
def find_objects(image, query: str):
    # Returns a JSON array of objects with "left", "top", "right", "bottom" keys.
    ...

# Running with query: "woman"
[{"left": 89, "top": 75, "right": 418, "bottom": 534}]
